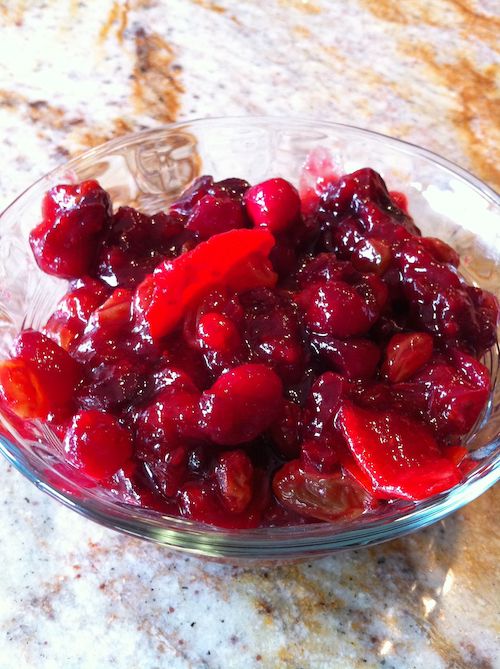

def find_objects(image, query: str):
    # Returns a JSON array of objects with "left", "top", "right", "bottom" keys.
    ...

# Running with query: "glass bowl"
[{"left": 0, "top": 117, "right": 498, "bottom": 562}]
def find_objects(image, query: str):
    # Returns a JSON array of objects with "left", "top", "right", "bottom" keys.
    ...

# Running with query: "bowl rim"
[
  {"left": 1, "top": 116, "right": 498, "bottom": 221},
  {"left": 0, "top": 115, "right": 499, "bottom": 558}
]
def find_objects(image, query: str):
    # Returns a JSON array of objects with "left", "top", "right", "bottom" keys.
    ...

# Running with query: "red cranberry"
[
  {"left": 269, "top": 400, "right": 303, "bottom": 459},
  {"left": 186, "top": 193, "right": 246, "bottom": 240},
  {"left": 196, "top": 312, "right": 242, "bottom": 354},
  {"left": 64, "top": 410, "right": 133, "bottom": 480},
  {"left": 242, "top": 288, "right": 306, "bottom": 384},
  {"left": 244, "top": 178, "right": 301, "bottom": 234},
  {"left": 2, "top": 330, "right": 83, "bottom": 419},
  {"left": 300, "top": 438, "right": 340, "bottom": 474},
  {"left": 299, "top": 280, "right": 379, "bottom": 338},
  {"left": 44, "top": 278, "right": 110, "bottom": 350},
  {"left": 303, "top": 371, "right": 346, "bottom": 439},
  {"left": 382, "top": 332, "right": 434, "bottom": 383},
  {"left": 30, "top": 180, "right": 112, "bottom": 278},
  {"left": 199, "top": 363, "right": 283, "bottom": 445},
  {"left": 215, "top": 450, "right": 254, "bottom": 513},
  {"left": 311, "top": 335, "right": 380, "bottom": 380},
  {"left": 135, "top": 386, "right": 201, "bottom": 453},
  {"left": 96, "top": 207, "right": 184, "bottom": 288}
]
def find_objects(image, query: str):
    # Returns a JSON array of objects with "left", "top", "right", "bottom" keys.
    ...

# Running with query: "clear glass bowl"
[{"left": 0, "top": 117, "right": 498, "bottom": 561}]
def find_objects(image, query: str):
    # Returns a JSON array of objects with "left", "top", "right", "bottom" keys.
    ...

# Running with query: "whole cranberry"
[
  {"left": 186, "top": 193, "right": 246, "bottom": 240},
  {"left": 299, "top": 280, "right": 379, "bottom": 338},
  {"left": 64, "top": 410, "right": 133, "bottom": 480},
  {"left": 199, "top": 363, "right": 283, "bottom": 445},
  {"left": 245, "top": 178, "right": 301, "bottom": 234}
]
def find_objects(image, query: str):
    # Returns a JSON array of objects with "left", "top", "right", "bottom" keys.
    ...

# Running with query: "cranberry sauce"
[{"left": 0, "top": 169, "right": 497, "bottom": 528}]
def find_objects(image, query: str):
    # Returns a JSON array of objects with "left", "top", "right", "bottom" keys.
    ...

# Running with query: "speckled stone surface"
[{"left": 0, "top": 1, "right": 499, "bottom": 667}]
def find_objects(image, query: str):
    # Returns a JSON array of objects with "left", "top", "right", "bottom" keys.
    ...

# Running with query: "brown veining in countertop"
[
  {"left": 401, "top": 43, "right": 500, "bottom": 190},
  {"left": 132, "top": 27, "right": 184, "bottom": 123},
  {"left": 99, "top": 0, "right": 129, "bottom": 43},
  {"left": 278, "top": 0, "right": 321, "bottom": 15},
  {"left": 0, "top": 91, "right": 68, "bottom": 131},
  {"left": 191, "top": 0, "right": 227, "bottom": 14},
  {"left": 359, "top": 0, "right": 500, "bottom": 41}
]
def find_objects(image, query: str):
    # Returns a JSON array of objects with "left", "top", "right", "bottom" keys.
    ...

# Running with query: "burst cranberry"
[
  {"left": 389, "top": 190, "right": 408, "bottom": 213},
  {"left": 319, "top": 168, "right": 418, "bottom": 234},
  {"left": 96, "top": 207, "right": 184, "bottom": 288},
  {"left": 296, "top": 253, "right": 358, "bottom": 288},
  {"left": 351, "top": 237, "right": 392, "bottom": 275},
  {"left": 199, "top": 364, "right": 283, "bottom": 445},
  {"left": 301, "top": 438, "right": 340, "bottom": 474},
  {"left": 244, "top": 178, "right": 301, "bottom": 233},
  {"left": 169, "top": 176, "right": 214, "bottom": 216},
  {"left": 44, "top": 278, "right": 110, "bottom": 350},
  {"left": 242, "top": 288, "right": 306, "bottom": 383},
  {"left": 419, "top": 237, "right": 459, "bottom": 267},
  {"left": 141, "top": 443, "right": 190, "bottom": 499},
  {"left": 382, "top": 332, "right": 434, "bottom": 383},
  {"left": 303, "top": 372, "right": 346, "bottom": 439},
  {"left": 312, "top": 335, "right": 380, "bottom": 380},
  {"left": 64, "top": 410, "right": 132, "bottom": 479},
  {"left": 169, "top": 176, "right": 250, "bottom": 219},
  {"left": 77, "top": 357, "right": 149, "bottom": 412},
  {"left": 196, "top": 312, "right": 241, "bottom": 353},
  {"left": 0, "top": 330, "right": 82, "bottom": 419},
  {"left": 30, "top": 180, "right": 112, "bottom": 278},
  {"left": 178, "top": 472, "right": 268, "bottom": 528},
  {"left": 270, "top": 400, "right": 303, "bottom": 459},
  {"left": 215, "top": 450, "right": 254, "bottom": 513},
  {"left": 401, "top": 351, "right": 490, "bottom": 435}
]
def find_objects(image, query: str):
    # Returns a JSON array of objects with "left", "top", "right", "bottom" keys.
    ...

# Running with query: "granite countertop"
[{"left": 0, "top": 1, "right": 499, "bottom": 667}]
